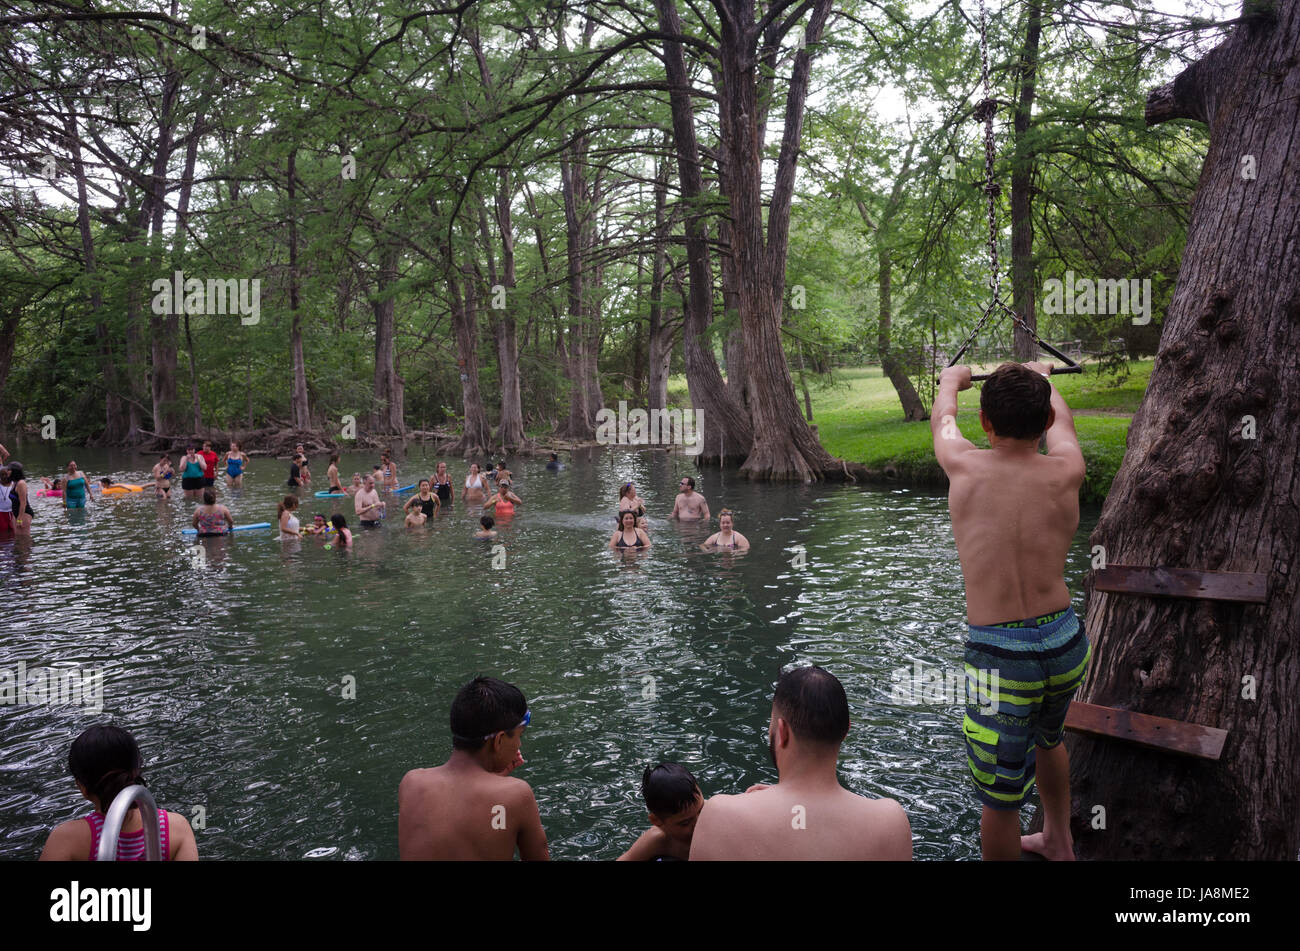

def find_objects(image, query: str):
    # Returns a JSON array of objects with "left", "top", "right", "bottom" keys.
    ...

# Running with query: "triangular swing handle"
[{"left": 947, "top": 297, "right": 1085, "bottom": 381}]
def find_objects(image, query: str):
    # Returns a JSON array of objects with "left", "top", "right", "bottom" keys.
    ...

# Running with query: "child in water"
[
  {"left": 617, "top": 763, "right": 706, "bottom": 861},
  {"left": 38, "top": 724, "right": 198, "bottom": 861},
  {"left": 474, "top": 515, "right": 497, "bottom": 539},
  {"left": 302, "top": 513, "right": 332, "bottom": 535},
  {"left": 397, "top": 676, "right": 547, "bottom": 860},
  {"left": 330, "top": 513, "right": 352, "bottom": 548}
]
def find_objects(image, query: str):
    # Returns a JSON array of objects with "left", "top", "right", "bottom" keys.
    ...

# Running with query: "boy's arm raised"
[
  {"left": 931, "top": 366, "right": 979, "bottom": 472},
  {"left": 1025, "top": 362, "right": 1085, "bottom": 484}
]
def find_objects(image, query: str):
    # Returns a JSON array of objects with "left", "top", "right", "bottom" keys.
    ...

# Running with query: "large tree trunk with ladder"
[
  {"left": 1051, "top": 0, "right": 1300, "bottom": 860},
  {"left": 1010, "top": 1, "right": 1044, "bottom": 362}
]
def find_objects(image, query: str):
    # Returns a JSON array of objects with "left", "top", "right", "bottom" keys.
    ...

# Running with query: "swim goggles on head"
[{"left": 453, "top": 709, "right": 531, "bottom": 744}]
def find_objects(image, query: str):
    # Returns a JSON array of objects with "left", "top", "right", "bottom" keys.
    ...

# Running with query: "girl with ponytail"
[{"left": 38, "top": 724, "right": 198, "bottom": 861}]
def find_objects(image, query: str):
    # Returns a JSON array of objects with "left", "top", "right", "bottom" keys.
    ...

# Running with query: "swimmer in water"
[
  {"left": 483, "top": 481, "right": 521, "bottom": 517},
  {"left": 180, "top": 447, "right": 206, "bottom": 500},
  {"left": 192, "top": 487, "right": 234, "bottom": 536},
  {"left": 222, "top": 442, "right": 248, "bottom": 489},
  {"left": 397, "top": 676, "right": 547, "bottom": 861},
  {"left": 404, "top": 479, "right": 439, "bottom": 527},
  {"left": 463, "top": 463, "right": 487, "bottom": 506},
  {"left": 38, "top": 724, "right": 198, "bottom": 861},
  {"left": 287, "top": 454, "right": 306, "bottom": 490},
  {"left": 346, "top": 473, "right": 363, "bottom": 495},
  {"left": 278, "top": 495, "right": 302, "bottom": 538},
  {"left": 151, "top": 454, "right": 174, "bottom": 498},
  {"left": 618, "top": 763, "right": 706, "bottom": 862},
  {"left": 474, "top": 515, "right": 497, "bottom": 539},
  {"left": 355, "top": 475, "right": 386, "bottom": 526},
  {"left": 326, "top": 453, "right": 343, "bottom": 494},
  {"left": 199, "top": 441, "right": 218, "bottom": 488},
  {"left": 7, "top": 461, "right": 34, "bottom": 532},
  {"left": 618, "top": 482, "right": 648, "bottom": 529},
  {"left": 669, "top": 476, "right": 709, "bottom": 521},
  {"left": 63, "top": 461, "right": 91, "bottom": 510},
  {"left": 302, "top": 513, "right": 331, "bottom": 535},
  {"left": 379, "top": 452, "right": 398, "bottom": 491},
  {"left": 330, "top": 513, "right": 353, "bottom": 547},
  {"left": 0, "top": 468, "right": 13, "bottom": 533},
  {"left": 609, "top": 510, "right": 651, "bottom": 550},
  {"left": 431, "top": 461, "right": 454, "bottom": 507},
  {"left": 701, "top": 509, "right": 749, "bottom": 551}
]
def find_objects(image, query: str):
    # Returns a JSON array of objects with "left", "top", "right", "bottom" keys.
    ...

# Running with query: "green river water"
[{"left": 0, "top": 444, "right": 1098, "bottom": 860}]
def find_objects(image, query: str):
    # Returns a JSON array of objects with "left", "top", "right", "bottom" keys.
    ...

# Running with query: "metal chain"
[
  {"left": 946, "top": 0, "right": 1067, "bottom": 370},
  {"left": 977, "top": 0, "right": 1000, "bottom": 302}
]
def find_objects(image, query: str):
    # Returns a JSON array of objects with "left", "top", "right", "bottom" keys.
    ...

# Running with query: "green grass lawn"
[{"left": 669, "top": 360, "right": 1151, "bottom": 503}]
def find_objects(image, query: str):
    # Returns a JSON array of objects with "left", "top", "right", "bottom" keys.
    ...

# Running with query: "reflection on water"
[{"left": 0, "top": 445, "right": 1098, "bottom": 860}]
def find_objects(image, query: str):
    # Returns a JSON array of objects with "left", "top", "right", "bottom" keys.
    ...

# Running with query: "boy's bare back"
[
  {"left": 398, "top": 762, "right": 547, "bottom": 861},
  {"left": 933, "top": 364, "right": 1085, "bottom": 625}
]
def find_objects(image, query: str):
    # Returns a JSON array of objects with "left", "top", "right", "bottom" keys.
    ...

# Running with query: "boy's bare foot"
[{"left": 1021, "top": 831, "right": 1075, "bottom": 861}]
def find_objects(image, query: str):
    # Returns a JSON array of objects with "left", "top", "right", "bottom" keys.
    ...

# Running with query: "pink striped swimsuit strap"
[{"left": 84, "top": 808, "right": 170, "bottom": 860}]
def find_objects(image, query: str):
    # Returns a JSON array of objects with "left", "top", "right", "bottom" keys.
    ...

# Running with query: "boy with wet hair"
[
  {"left": 618, "top": 763, "right": 705, "bottom": 861},
  {"left": 398, "top": 676, "right": 548, "bottom": 861},
  {"left": 931, "top": 361, "right": 1091, "bottom": 861}
]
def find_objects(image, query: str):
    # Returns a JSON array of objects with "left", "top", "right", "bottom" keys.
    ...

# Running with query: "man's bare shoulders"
[{"left": 693, "top": 788, "right": 910, "bottom": 860}]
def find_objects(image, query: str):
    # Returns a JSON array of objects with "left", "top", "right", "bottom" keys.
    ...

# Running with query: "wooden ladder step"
[
  {"left": 1095, "top": 565, "right": 1267, "bottom": 604},
  {"left": 1065, "top": 701, "right": 1227, "bottom": 760}
]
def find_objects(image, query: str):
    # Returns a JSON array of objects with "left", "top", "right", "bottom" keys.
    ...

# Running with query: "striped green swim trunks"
[{"left": 962, "top": 606, "right": 1091, "bottom": 810}]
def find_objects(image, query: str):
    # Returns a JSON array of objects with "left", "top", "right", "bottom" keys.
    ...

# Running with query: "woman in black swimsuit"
[
  {"left": 431, "top": 462, "right": 454, "bottom": 506},
  {"left": 6, "top": 461, "right": 34, "bottom": 533},
  {"left": 618, "top": 482, "right": 647, "bottom": 529},
  {"left": 403, "top": 479, "right": 440, "bottom": 526},
  {"left": 701, "top": 509, "right": 750, "bottom": 551},
  {"left": 608, "top": 510, "right": 651, "bottom": 550}
]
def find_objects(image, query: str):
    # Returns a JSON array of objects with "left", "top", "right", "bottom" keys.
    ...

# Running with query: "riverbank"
[{"left": 810, "top": 362, "right": 1150, "bottom": 504}]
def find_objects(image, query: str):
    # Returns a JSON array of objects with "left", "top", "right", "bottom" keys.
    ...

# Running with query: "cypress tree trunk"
[
  {"left": 148, "top": 70, "right": 181, "bottom": 435},
  {"left": 494, "top": 171, "right": 527, "bottom": 449},
  {"left": 1055, "top": 0, "right": 1300, "bottom": 860},
  {"left": 65, "top": 105, "right": 127, "bottom": 442},
  {"left": 371, "top": 244, "right": 402, "bottom": 435},
  {"left": 716, "top": 0, "right": 840, "bottom": 480},
  {"left": 654, "top": 0, "right": 753, "bottom": 463},
  {"left": 287, "top": 149, "right": 311, "bottom": 431},
  {"left": 877, "top": 247, "right": 927, "bottom": 422},
  {"left": 447, "top": 261, "right": 493, "bottom": 456}
]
